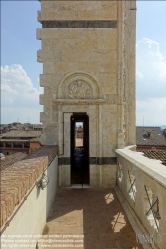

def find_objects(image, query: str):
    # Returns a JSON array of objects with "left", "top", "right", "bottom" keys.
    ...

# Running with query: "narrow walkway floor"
[{"left": 39, "top": 188, "right": 143, "bottom": 249}]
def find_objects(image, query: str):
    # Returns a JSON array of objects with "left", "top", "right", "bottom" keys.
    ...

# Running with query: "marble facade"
[{"left": 37, "top": 1, "right": 136, "bottom": 187}]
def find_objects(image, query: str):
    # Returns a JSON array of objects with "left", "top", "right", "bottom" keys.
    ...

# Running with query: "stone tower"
[{"left": 37, "top": 0, "right": 136, "bottom": 187}]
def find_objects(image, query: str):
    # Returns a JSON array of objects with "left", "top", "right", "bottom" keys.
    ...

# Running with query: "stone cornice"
[{"left": 53, "top": 98, "right": 106, "bottom": 105}]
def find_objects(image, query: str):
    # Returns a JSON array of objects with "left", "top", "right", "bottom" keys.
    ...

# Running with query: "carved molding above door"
[{"left": 56, "top": 70, "right": 105, "bottom": 101}]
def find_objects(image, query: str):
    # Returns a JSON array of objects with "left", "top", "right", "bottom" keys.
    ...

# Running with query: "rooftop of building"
[
  {"left": 0, "top": 130, "right": 42, "bottom": 139},
  {"left": 137, "top": 148, "right": 166, "bottom": 166},
  {"left": 0, "top": 152, "right": 27, "bottom": 171},
  {"left": 136, "top": 126, "right": 166, "bottom": 146}
]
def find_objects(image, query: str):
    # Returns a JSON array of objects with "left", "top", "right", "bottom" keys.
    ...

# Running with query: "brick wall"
[{"left": 1, "top": 145, "right": 58, "bottom": 236}]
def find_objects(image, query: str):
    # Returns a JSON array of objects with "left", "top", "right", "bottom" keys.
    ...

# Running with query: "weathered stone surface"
[
  {"left": 102, "top": 164, "right": 117, "bottom": 187},
  {"left": 58, "top": 165, "right": 71, "bottom": 187},
  {"left": 38, "top": 0, "right": 136, "bottom": 187},
  {"left": 39, "top": 1, "right": 117, "bottom": 20},
  {"left": 115, "top": 146, "right": 166, "bottom": 249}
]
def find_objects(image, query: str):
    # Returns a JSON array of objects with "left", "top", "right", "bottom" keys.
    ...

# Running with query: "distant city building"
[
  {"left": 136, "top": 126, "right": 166, "bottom": 150},
  {"left": 0, "top": 122, "right": 43, "bottom": 133},
  {"left": 0, "top": 152, "right": 27, "bottom": 171},
  {"left": 0, "top": 130, "right": 42, "bottom": 155},
  {"left": 76, "top": 127, "right": 83, "bottom": 139},
  {"left": 136, "top": 126, "right": 166, "bottom": 166},
  {"left": 33, "top": 124, "right": 43, "bottom": 131}
]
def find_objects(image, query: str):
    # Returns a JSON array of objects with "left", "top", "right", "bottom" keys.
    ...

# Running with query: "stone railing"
[
  {"left": 114, "top": 146, "right": 166, "bottom": 249},
  {"left": 0, "top": 145, "right": 58, "bottom": 248}
]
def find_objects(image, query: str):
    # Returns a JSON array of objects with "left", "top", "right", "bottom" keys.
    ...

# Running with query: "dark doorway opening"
[{"left": 71, "top": 113, "right": 89, "bottom": 184}]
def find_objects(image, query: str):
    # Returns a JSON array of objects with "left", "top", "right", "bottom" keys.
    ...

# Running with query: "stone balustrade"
[
  {"left": 0, "top": 145, "right": 58, "bottom": 240},
  {"left": 115, "top": 146, "right": 166, "bottom": 249}
]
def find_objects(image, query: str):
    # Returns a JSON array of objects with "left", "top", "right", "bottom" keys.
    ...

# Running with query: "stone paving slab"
[{"left": 39, "top": 188, "right": 143, "bottom": 249}]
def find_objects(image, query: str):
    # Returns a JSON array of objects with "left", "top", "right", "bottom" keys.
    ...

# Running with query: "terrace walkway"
[{"left": 39, "top": 188, "right": 143, "bottom": 249}]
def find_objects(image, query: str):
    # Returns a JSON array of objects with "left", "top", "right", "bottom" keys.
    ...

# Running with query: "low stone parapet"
[
  {"left": 0, "top": 145, "right": 58, "bottom": 238},
  {"left": 115, "top": 146, "right": 166, "bottom": 249}
]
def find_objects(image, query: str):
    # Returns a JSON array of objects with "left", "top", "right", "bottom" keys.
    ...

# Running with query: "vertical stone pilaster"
[
  {"left": 117, "top": 0, "right": 136, "bottom": 147},
  {"left": 58, "top": 105, "right": 63, "bottom": 155},
  {"left": 96, "top": 104, "right": 99, "bottom": 161},
  {"left": 99, "top": 104, "right": 102, "bottom": 160},
  {"left": 117, "top": 0, "right": 125, "bottom": 149},
  {"left": 128, "top": 1, "right": 136, "bottom": 145}
]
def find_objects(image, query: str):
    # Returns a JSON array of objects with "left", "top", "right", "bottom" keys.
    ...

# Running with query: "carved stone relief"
[
  {"left": 68, "top": 80, "right": 92, "bottom": 99},
  {"left": 57, "top": 71, "right": 104, "bottom": 100}
]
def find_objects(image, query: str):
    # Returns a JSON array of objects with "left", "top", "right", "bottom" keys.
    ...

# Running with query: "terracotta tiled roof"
[
  {"left": 1, "top": 130, "right": 41, "bottom": 138},
  {"left": 137, "top": 149, "right": 166, "bottom": 166},
  {"left": 0, "top": 145, "right": 58, "bottom": 229},
  {"left": 136, "top": 127, "right": 166, "bottom": 146},
  {"left": 0, "top": 152, "right": 27, "bottom": 171}
]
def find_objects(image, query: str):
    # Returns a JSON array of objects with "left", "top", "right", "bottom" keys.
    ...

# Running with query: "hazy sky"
[{"left": 1, "top": 1, "right": 166, "bottom": 126}]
